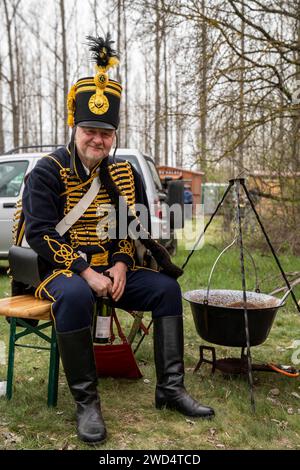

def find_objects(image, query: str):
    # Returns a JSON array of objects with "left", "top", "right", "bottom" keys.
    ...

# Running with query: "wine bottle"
[{"left": 93, "top": 296, "right": 112, "bottom": 344}]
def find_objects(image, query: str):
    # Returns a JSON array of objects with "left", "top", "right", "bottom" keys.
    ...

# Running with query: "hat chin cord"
[
  {"left": 69, "top": 125, "right": 77, "bottom": 175},
  {"left": 112, "top": 131, "right": 118, "bottom": 164}
]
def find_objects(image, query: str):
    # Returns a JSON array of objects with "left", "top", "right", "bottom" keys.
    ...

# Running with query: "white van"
[{"left": 0, "top": 146, "right": 180, "bottom": 259}]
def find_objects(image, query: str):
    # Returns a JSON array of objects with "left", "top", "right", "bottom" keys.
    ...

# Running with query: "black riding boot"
[
  {"left": 153, "top": 315, "right": 215, "bottom": 418},
  {"left": 56, "top": 327, "right": 106, "bottom": 443}
]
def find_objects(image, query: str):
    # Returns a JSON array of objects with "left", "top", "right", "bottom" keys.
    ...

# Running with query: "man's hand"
[
  {"left": 106, "top": 262, "right": 128, "bottom": 302},
  {"left": 80, "top": 267, "right": 113, "bottom": 297}
]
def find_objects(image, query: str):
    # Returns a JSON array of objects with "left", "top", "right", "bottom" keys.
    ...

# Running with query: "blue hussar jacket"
[{"left": 21, "top": 146, "right": 151, "bottom": 281}]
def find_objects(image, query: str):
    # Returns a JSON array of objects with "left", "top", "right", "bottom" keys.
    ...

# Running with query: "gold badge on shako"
[{"left": 88, "top": 93, "right": 109, "bottom": 115}]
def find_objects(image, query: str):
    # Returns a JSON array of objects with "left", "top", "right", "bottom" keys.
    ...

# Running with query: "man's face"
[{"left": 75, "top": 126, "right": 115, "bottom": 168}]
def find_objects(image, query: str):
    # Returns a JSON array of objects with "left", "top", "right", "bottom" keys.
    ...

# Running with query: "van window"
[{"left": 0, "top": 160, "right": 29, "bottom": 197}]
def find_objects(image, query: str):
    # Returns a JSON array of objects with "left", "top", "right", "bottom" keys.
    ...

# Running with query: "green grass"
[{"left": 0, "top": 224, "right": 300, "bottom": 450}]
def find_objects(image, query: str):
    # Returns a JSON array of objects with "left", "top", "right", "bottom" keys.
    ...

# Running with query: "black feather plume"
[{"left": 86, "top": 33, "right": 119, "bottom": 67}]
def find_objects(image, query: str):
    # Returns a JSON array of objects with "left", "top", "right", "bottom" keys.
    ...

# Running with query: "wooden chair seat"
[
  {"left": 0, "top": 295, "right": 52, "bottom": 320},
  {"left": 0, "top": 295, "right": 58, "bottom": 407}
]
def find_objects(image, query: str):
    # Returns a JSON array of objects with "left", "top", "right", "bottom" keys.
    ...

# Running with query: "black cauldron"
[{"left": 183, "top": 289, "right": 287, "bottom": 347}]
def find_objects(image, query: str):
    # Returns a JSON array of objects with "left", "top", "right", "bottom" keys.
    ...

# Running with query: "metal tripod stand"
[{"left": 182, "top": 177, "right": 300, "bottom": 411}]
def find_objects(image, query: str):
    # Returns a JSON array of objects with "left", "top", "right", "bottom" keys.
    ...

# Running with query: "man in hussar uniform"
[{"left": 20, "top": 35, "right": 214, "bottom": 444}]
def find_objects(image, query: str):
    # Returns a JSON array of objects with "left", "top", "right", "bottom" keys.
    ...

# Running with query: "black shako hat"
[{"left": 67, "top": 33, "right": 122, "bottom": 130}]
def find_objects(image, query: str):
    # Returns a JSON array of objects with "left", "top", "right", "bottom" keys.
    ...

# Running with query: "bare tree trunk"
[
  {"left": 175, "top": 81, "right": 182, "bottom": 167},
  {"left": 290, "top": 2, "right": 300, "bottom": 237},
  {"left": 0, "top": 57, "right": 5, "bottom": 153},
  {"left": 3, "top": 0, "right": 20, "bottom": 148},
  {"left": 13, "top": 16, "right": 21, "bottom": 144},
  {"left": 59, "top": 0, "right": 68, "bottom": 142},
  {"left": 91, "top": 0, "right": 99, "bottom": 35},
  {"left": 20, "top": 75, "right": 28, "bottom": 147},
  {"left": 225, "top": 50, "right": 237, "bottom": 177},
  {"left": 17, "top": 23, "right": 28, "bottom": 147},
  {"left": 54, "top": 13, "right": 59, "bottom": 145},
  {"left": 116, "top": 0, "right": 122, "bottom": 146},
  {"left": 154, "top": 0, "right": 161, "bottom": 165},
  {"left": 278, "top": 0, "right": 285, "bottom": 171},
  {"left": 144, "top": 57, "right": 150, "bottom": 155},
  {"left": 199, "top": 0, "right": 208, "bottom": 174},
  {"left": 122, "top": 0, "right": 129, "bottom": 147},
  {"left": 162, "top": 14, "right": 168, "bottom": 166},
  {"left": 35, "top": 20, "right": 43, "bottom": 147},
  {"left": 237, "top": 0, "right": 245, "bottom": 173},
  {"left": 261, "top": 109, "right": 266, "bottom": 170},
  {"left": 291, "top": 7, "right": 300, "bottom": 171},
  {"left": 74, "top": 0, "right": 80, "bottom": 81}
]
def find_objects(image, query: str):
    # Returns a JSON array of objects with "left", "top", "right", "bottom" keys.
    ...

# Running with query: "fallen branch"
[{"left": 269, "top": 277, "right": 300, "bottom": 296}]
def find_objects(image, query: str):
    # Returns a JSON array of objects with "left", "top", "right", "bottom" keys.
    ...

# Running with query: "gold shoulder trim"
[
  {"left": 109, "top": 161, "right": 135, "bottom": 206},
  {"left": 45, "top": 154, "right": 64, "bottom": 170}
]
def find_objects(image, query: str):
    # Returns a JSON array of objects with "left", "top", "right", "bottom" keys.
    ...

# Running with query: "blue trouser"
[{"left": 40, "top": 268, "right": 182, "bottom": 332}]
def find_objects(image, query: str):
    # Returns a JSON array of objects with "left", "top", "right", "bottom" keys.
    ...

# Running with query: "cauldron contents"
[
  {"left": 187, "top": 290, "right": 280, "bottom": 310},
  {"left": 227, "top": 301, "right": 277, "bottom": 309},
  {"left": 228, "top": 301, "right": 261, "bottom": 309}
]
